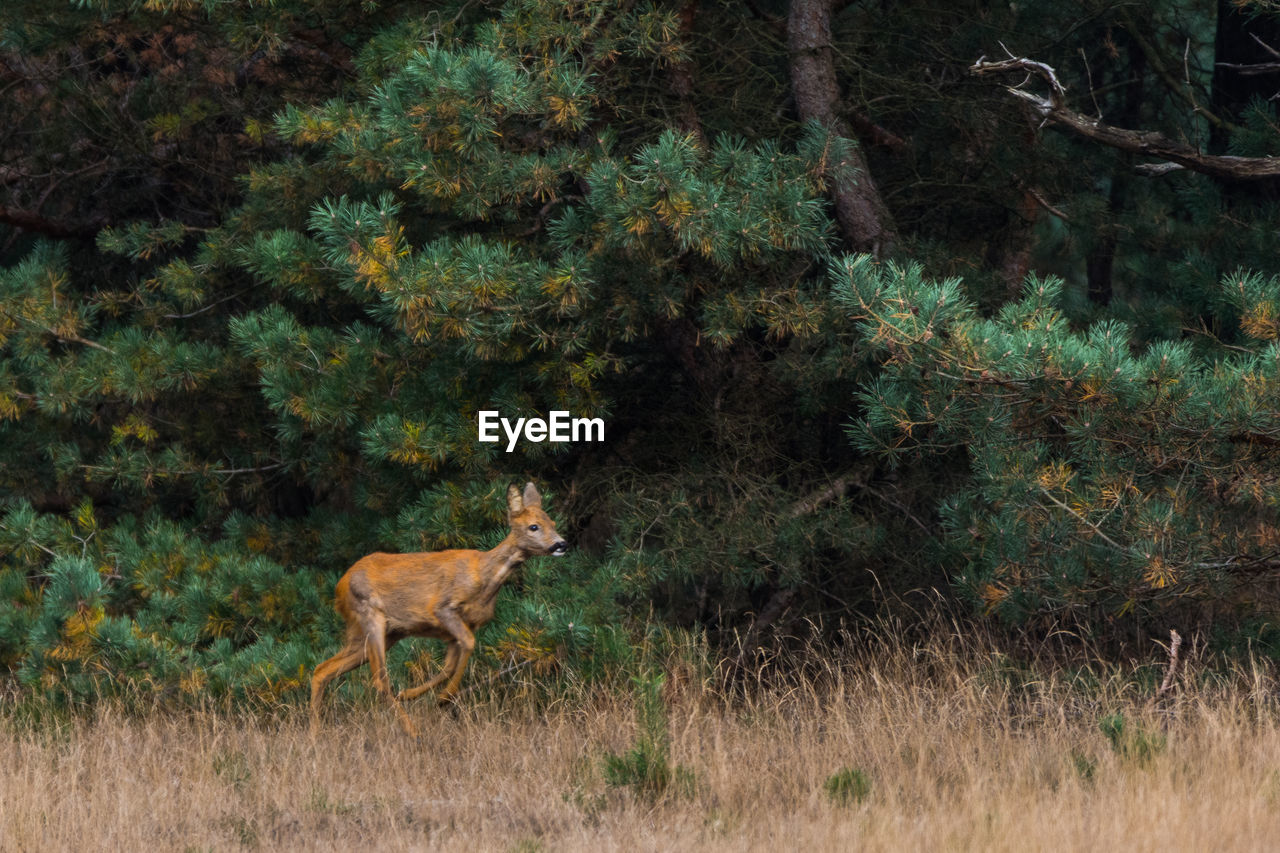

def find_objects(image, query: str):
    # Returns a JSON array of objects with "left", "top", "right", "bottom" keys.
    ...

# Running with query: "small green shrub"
[
  {"left": 823, "top": 766, "right": 872, "bottom": 806},
  {"left": 1100, "top": 712, "right": 1166, "bottom": 764},
  {"left": 1069, "top": 748, "right": 1097, "bottom": 783},
  {"left": 602, "top": 670, "right": 696, "bottom": 801}
]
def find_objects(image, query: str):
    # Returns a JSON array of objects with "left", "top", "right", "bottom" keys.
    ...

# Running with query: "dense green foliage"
[
  {"left": 4, "top": 0, "right": 1280, "bottom": 706},
  {"left": 841, "top": 260, "right": 1280, "bottom": 637}
]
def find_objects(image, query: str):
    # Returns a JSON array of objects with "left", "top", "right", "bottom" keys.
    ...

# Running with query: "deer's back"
[{"left": 336, "top": 550, "right": 491, "bottom": 636}]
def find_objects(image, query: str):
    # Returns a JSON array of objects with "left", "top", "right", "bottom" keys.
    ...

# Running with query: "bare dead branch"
[
  {"left": 971, "top": 55, "right": 1280, "bottom": 181},
  {"left": 973, "top": 54, "right": 1067, "bottom": 103},
  {"left": 743, "top": 0, "right": 785, "bottom": 33},
  {"left": 1156, "top": 628, "right": 1182, "bottom": 697},
  {"left": 1133, "top": 162, "right": 1187, "bottom": 177},
  {"left": 786, "top": 468, "right": 870, "bottom": 519},
  {"left": 1215, "top": 61, "right": 1280, "bottom": 76},
  {"left": 734, "top": 586, "right": 797, "bottom": 668},
  {"left": 1038, "top": 486, "right": 1131, "bottom": 554}
]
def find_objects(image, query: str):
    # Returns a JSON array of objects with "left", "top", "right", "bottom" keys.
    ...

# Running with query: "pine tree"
[{"left": 840, "top": 257, "right": 1280, "bottom": 642}]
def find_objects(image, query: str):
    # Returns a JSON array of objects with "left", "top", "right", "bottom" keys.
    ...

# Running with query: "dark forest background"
[{"left": 5, "top": 0, "right": 1280, "bottom": 705}]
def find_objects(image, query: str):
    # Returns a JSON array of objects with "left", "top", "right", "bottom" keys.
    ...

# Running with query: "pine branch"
[
  {"left": 1026, "top": 187, "right": 1070, "bottom": 221},
  {"left": 0, "top": 308, "right": 116, "bottom": 355},
  {"left": 208, "top": 462, "right": 289, "bottom": 476},
  {"left": 971, "top": 54, "right": 1280, "bottom": 181},
  {"left": 79, "top": 461, "right": 286, "bottom": 478},
  {"left": 54, "top": 331, "right": 113, "bottom": 354},
  {"left": 162, "top": 291, "right": 245, "bottom": 320}
]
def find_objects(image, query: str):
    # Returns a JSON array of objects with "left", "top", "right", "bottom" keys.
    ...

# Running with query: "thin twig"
[
  {"left": 163, "top": 291, "right": 245, "bottom": 320},
  {"left": 1252, "top": 32, "right": 1280, "bottom": 60},
  {"left": 453, "top": 656, "right": 537, "bottom": 699},
  {"left": 1038, "top": 486, "right": 1130, "bottom": 554},
  {"left": 1079, "top": 47, "right": 1102, "bottom": 119},
  {"left": 1027, "top": 188, "right": 1070, "bottom": 222}
]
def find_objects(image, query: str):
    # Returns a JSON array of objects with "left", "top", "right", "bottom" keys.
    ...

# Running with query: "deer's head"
[{"left": 507, "top": 482, "right": 568, "bottom": 556}]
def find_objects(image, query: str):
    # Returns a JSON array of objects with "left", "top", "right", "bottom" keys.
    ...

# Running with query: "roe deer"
[{"left": 310, "top": 482, "right": 567, "bottom": 736}]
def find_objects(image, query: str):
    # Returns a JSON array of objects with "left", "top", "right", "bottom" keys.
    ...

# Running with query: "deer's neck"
[{"left": 480, "top": 534, "right": 527, "bottom": 590}]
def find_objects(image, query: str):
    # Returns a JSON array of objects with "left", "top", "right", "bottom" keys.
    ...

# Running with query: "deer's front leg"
[
  {"left": 433, "top": 608, "right": 476, "bottom": 705},
  {"left": 398, "top": 641, "right": 460, "bottom": 702}
]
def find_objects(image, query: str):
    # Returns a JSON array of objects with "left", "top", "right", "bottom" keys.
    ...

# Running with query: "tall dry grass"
[{"left": 3, "top": 628, "right": 1280, "bottom": 852}]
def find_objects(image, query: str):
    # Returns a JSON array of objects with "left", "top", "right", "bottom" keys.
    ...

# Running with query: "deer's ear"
[
  {"left": 521, "top": 482, "right": 542, "bottom": 509},
  {"left": 506, "top": 483, "right": 524, "bottom": 518}
]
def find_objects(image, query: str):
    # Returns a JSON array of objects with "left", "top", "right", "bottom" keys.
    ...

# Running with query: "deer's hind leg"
[{"left": 310, "top": 633, "right": 369, "bottom": 735}]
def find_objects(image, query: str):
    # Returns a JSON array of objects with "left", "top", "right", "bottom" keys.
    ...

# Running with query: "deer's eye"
[{"left": 528, "top": 524, "right": 540, "bottom": 532}]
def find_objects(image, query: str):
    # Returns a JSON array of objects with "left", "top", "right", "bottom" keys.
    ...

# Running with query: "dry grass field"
[{"left": 4, "top": 632, "right": 1280, "bottom": 852}]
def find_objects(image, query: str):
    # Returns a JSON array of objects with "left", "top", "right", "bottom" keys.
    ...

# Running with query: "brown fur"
[{"left": 310, "top": 482, "right": 567, "bottom": 736}]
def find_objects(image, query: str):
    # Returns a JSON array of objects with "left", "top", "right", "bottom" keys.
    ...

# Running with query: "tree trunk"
[
  {"left": 992, "top": 189, "right": 1039, "bottom": 299},
  {"left": 787, "top": 0, "right": 896, "bottom": 256},
  {"left": 669, "top": 0, "right": 704, "bottom": 144}
]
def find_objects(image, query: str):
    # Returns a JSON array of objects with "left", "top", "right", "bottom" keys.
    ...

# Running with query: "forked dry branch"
[
  {"left": 971, "top": 52, "right": 1280, "bottom": 180},
  {"left": 1157, "top": 628, "right": 1183, "bottom": 698}
]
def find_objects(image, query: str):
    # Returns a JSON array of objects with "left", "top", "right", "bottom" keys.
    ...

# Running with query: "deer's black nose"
[{"left": 550, "top": 540, "right": 568, "bottom": 555}]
